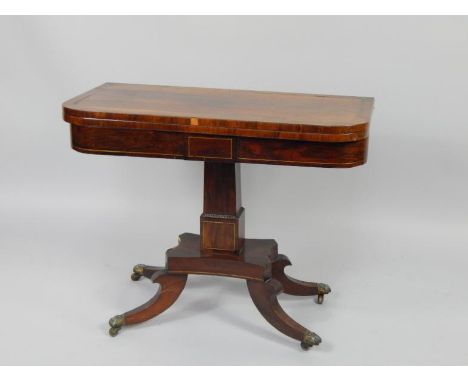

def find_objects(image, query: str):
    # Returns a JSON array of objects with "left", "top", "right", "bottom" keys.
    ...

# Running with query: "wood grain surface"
[{"left": 63, "top": 82, "right": 373, "bottom": 143}]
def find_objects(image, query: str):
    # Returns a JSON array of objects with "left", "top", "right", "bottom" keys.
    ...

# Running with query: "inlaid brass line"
[
  {"left": 238, "top": 156, "right": 361, "bottom": 166},
  {"left": 202, "top": 221, "right": 236, "bottom": 251},
  {"left": 188, "top": 136, "right": 233, "bottom": 160},
  {"left": 72, "top": 145, "right": 184, "bottom": 157},
  {"left": 168, "top": 270, "right": 262, "bottom": 281}
]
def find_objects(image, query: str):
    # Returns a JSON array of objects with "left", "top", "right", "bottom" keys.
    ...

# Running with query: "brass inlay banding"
[
  {"left": 188, "top": 136, "right": 233, "bottom": 160},
  {"left": 73, "top": 145, "right": 184, "bottom": 157},
  {"left": 202, "top": 221, "right": 236, "bottom": 251},
  {"left": 168, "top": 269, "right": 262, "bottom": 281},
  {"left": 238, "top": 155, "right": 360, "bottom": 166}
]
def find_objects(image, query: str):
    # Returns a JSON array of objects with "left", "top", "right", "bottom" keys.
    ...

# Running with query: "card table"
[{"left": 63, "top": 83, "right": 373, "bottom": 349}]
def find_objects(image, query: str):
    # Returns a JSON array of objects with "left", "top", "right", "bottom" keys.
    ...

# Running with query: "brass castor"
[
  {"left": 108, "top": 314, "right": 125, "bottom": 337},
  {"left": 130, "top": 264, "right": 145, "bottom": 281},
  {"left": 301, "top": 330, "right": 322, "bottom": 350},
  {"left": 316, "top": 283, "right": 331, "bottom": 304},
  {"left": 109, "top": 327, "right": 121, "bottom": 337}
]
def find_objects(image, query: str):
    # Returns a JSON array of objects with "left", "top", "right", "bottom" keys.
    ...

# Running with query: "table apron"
[{"left": 70, "top": 125, "right": 367, "bottom": 168}]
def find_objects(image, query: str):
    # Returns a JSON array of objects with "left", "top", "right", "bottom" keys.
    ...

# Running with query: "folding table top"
[{"left": 63, "top": 82, "right": 373, "bottom": 143}]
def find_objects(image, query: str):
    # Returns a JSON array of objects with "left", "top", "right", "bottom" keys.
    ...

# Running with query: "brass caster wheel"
[
  {"left": 108, "top": 314, "right": 125, "bottom": 337},
  {"left": 316, "top": 283, "right": 331, "bottom": 304},
  {"left": 301, "top": 330, "right": 321, "bottom": 350},
  {"left": 131, "top": 264, "right": 145, "bottom": 281},
  {"left": 109, "top": 327, "right": 121, "bottom": 337}
]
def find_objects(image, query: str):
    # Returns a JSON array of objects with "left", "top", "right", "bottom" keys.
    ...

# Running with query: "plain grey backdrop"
[{"left": 1, "top": 16, "right": 467, "bottom": 365}]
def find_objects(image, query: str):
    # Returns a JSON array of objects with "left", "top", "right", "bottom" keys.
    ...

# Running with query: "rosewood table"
[{"left": 63, "top": 83, "right": 373, "bottom": 349}]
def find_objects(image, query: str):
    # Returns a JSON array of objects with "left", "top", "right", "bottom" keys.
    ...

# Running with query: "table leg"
[
  {"left": 108, "top": 268, "right": 187, "bottom": 336},
  {"left": 246, "top": 278, "right": 322, "bottom": 349},
  {"left": 272, "top": 254, "right": 331, "bottom": 304}
]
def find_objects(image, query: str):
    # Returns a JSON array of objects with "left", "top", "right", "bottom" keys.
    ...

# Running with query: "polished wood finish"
[
  {"left": 239, "top": 137, "right": 368, "bottom": 167},
  {"left": 272, "top": 254, "right": 320, "bottom": 296},
  {"left": 123, "top": 269, "right": 187, "bottom": 326},
  {"left": 189, "top": 136, "right": 233, "bottom": 160},
  {"left": 64, "top": 82, "right": 373, "bottom": 143},
  {"left": 112, "top": 233, "right": 323, "bottom": 347},
  {"left": 64, "top": 83, "right": 373, "bottom": 168},
  {"left": 71, "top": 125, "right": 368, "bottom": 168},
  {"left": 167, "top": 233, "right": 276, "bottom": 281},
  {"left": 203, "top": 162, "right": 241, "bottom": 215},
  {"left": 201, "top": 162, "right": 244, "bottom": 255},
  {"left": 63, "top": 83, "right": 373, "bottom": 349},
  {"left": 246, "top": 279, "right": 312, "bottom": 343},
  {"left": 71, "top": 125, "right": 185, "bottom": 159}
]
